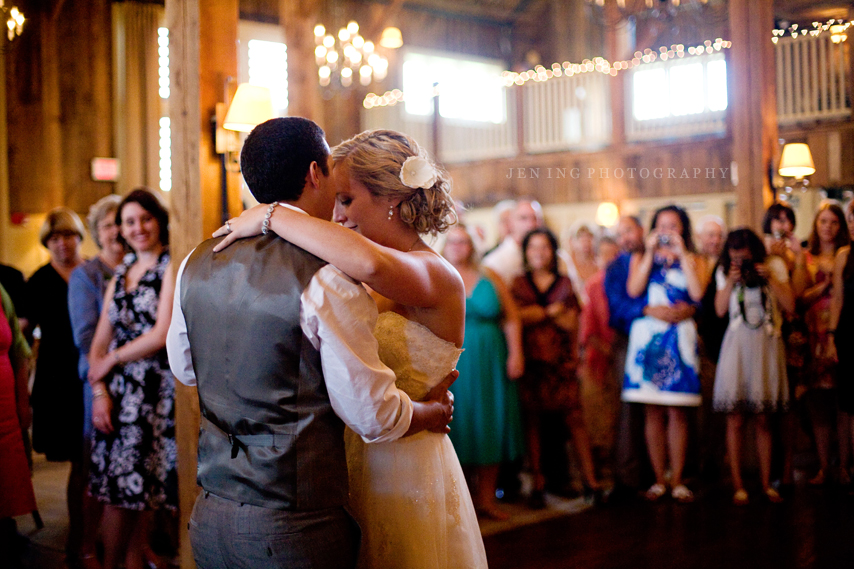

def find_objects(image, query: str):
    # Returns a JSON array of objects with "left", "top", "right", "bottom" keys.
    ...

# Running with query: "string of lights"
[
  {"left": 363, "top": 38, "right": 731, "bottom": 107},
  {"left": 772, "top": 19, "right": 851, "bottom": 44},
  {"left": 363, "top": 22, "right": 846, "bottom": 108}
]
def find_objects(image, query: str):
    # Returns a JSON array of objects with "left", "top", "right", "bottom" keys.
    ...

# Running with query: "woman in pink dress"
[{"left": 0, "top": 284, "right": 35, "bottom": 566}]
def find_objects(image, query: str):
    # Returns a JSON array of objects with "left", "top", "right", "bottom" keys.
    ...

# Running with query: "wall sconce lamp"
[
  {"left": 778, "top": 142, "right": 815, "bottom": 194},
  {"left": 214, "top": 83, "right": 275, "bottom": 222},
  {"left": 595, "top": 201, "right": 620, "bottom": 227}
]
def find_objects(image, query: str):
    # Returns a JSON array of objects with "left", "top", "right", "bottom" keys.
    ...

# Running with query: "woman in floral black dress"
[{"left": 87, "top": 188, "right": 176, "bottom": 569}]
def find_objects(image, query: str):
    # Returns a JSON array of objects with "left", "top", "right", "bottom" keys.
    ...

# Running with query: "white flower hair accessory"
[{"left": 399, "top": 156, "right": 437, "bottom": 189}]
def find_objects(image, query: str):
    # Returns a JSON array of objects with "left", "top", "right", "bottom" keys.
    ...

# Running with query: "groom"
[{"left": 166, "top": 117, "right": 456, "bottom": 569}]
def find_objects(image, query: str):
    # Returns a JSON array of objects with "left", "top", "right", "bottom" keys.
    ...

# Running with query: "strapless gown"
[{"left": 345, "top": 311, "right": 488, "bottom": 569}]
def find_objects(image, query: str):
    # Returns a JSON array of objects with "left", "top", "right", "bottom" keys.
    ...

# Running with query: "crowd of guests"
[
  {"left": 1, "top": 186, "right": 853, "bottom": 565},
  {"left": 1, "top": 188, "right": 176, "bottom": 569},
  {"left": 447, "top": 196, "right": 854, "bottom": 514}
]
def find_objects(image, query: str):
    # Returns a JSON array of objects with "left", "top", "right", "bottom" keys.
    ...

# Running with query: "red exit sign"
[{"left": 91, "top": 157, "right": 120, "bottom": 182}]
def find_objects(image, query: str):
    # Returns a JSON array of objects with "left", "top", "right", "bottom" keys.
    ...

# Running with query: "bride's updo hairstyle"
[{"left": 332, "top": 129, "right": 457, "bottom": 236}]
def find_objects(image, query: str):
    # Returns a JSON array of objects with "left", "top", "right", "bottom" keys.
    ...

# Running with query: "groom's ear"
[{"left": 305, "top": 161, "right": 322, "bottom": 190}]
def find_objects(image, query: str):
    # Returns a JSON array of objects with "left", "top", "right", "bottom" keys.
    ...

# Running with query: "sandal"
[
  {"left": 671, "top": 484, "right": 694, "bottom": 503},
  {"left": 808, "top": 470, "right": 826, "bottom": 486},
  {"left": 764, "top": 487, "right": 783, "bottom": 503},
  {"left": 645, "top": 483, "right": 667, "bottom": 501},
  {"left": 732, "top": 489, "right": 749, "bottom": 506}
]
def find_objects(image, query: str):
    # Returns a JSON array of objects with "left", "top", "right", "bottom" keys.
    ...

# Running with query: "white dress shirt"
[
  {"left": 482, "top": 236, "right": 523, "bottom": 285},
  {"left": 167, "top": 238, "right": 414, "bottom": 444}
]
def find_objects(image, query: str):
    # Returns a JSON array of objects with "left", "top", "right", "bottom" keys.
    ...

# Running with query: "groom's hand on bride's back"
[{"left": 405, "top": 370, "right": 458, "bottom": 436}]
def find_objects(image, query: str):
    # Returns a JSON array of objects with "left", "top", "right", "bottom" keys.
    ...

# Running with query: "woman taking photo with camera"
[
  {"left": 713, "top": 229, "right": 794, "bottom": 504},
  {"left": 623, "top": 205, "right": 704, "bottom": 503}
]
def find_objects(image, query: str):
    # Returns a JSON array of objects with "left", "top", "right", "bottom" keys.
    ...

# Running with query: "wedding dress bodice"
[{"left": 373, "top": 311, "right": 462, "bottom": 402}]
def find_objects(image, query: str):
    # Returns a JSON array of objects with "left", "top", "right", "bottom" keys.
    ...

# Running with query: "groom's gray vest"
[{"left": 181, "top": 235, "right": 348, "bottom": 510}]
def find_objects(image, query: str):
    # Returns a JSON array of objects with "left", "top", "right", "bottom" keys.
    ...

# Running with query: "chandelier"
[
  {"left": 586, "top": 0, "right": 726, "bottom": 29},
  {"left": 313, "top": 20, "right": 391, "bottom": 89},
  {"left": 2, "top": 2, "right": 24, "bottom": 42}
]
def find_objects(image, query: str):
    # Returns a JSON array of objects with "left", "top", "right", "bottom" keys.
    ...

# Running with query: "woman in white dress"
[
  {"left": 215, "top": 129, "right": 488, "bottom": 569},
  {"left": 713, "top": 228, "right": 794, "bottom": 505}
]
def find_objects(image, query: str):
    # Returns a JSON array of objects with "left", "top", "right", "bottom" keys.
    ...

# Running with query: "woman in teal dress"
[{"left": 442, "top": 225, "right": 524, "bottom": 520}]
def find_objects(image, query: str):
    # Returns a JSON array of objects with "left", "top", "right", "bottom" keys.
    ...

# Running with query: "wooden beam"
[
  {"left": 165, "top": 0, "right": 201, "bottom": 566},
  {"left": 727, "top": 0, "right": 777, "bottom": 230},
  {"left": 280, "top": 0, "right": 323, "bottom": 122}
]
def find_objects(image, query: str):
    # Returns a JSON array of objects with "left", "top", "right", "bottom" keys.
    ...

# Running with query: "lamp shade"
[
  {"left": 223, "top": 84, "right": 275, "bottom": 132},
  {"left": 778, "top": 143, "right": 816, "bottom": 178},
  {"left": 379, "top": 27, "right": 403, "bottom": 49},
  {"left": 595, "top": 202, "right": 619, "bottom": 227}
]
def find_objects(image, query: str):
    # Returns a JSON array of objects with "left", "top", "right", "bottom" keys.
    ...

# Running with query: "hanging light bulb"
[{"left": 312, "top": 19, "right": 391, "bottom": 91}]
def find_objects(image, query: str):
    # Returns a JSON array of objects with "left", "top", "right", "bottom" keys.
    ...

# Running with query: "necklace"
[{"left": 407, "top": 235, "right": 422, "bottom": 252}]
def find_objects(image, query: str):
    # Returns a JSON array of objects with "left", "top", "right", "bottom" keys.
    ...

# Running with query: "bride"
[{"left": 214, "top": 129, "right": 488, "bottom": 568}]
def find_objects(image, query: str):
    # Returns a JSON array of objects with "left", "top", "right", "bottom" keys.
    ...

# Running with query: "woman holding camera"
[
  {"left": 713, "top": 229, "right": 794, "bottom": 504},
  {"left": 624, "top": 205, "right": 704, "bottom": 502}
]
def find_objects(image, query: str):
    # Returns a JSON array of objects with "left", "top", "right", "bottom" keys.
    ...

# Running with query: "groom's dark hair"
[{"left": 241, "top": 117, "right": 331, "bottom": 203}]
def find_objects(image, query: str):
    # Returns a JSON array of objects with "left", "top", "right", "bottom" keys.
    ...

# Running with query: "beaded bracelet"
[{"left": 262, "top": 202, "right": 279, "bottom": 235}]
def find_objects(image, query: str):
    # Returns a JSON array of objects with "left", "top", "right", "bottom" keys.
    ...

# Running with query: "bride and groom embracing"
[{"left": 166, "top": 117, "right": 488, "bottom": 568}]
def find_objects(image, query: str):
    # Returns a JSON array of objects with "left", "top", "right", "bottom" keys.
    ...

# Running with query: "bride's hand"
[{"left": 212, "top": 203, "right": 272, "bottom": 252}]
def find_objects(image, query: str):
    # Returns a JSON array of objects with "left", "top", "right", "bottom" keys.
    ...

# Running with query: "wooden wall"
[
  {"left": 7, "top": 0, "right": 115, "bottom": 215},
  {"left": 446, "top": 136, "right": 734, "bottom": 208}
]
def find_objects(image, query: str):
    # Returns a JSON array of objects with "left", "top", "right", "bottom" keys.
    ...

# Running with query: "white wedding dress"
[{"left": 345, "top": 311, "right": 488, "bottom": 569}]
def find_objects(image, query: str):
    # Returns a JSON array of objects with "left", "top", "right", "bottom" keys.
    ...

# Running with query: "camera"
[
  {"left": 739, "top": 259, "right": 766, "bottom": 288},
  {"left": 658, "top": 234, "right": 671, "bottom": 246},
  {"left": 772, "top": 230, "right": 784, "bottom": 240}
]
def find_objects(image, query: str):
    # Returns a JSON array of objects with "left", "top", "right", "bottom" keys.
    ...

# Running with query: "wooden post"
[
  {"left": 165, "top": 0, "right": 201, "bottom": 565},
  {"left": 166, "top": 0, "right": 238, "bottom": 566},
  {"left": 728, "top": 0, "right": 777, "bottom": 230},
  {"left": 280, "top": 0, "right": 324, "bottom": 122}
]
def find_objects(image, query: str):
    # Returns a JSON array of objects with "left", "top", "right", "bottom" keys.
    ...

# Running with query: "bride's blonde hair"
[{"left": 332, "top": 129, "right": 457, "bottom": 236}]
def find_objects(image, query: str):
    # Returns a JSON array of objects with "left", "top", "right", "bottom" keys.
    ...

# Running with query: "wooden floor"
[
  {"left": 484, "top": 486, "right": 854, "bottom": 569},
  {"left": 16, "top": 456, "right": 854, "bottom": 568}
]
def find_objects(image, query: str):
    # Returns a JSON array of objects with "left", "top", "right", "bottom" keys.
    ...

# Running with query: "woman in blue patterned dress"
[
  {"left": 624, "top": 205, "right": 704, "bottom": 502},
  {"left": 86, "top": 189, "right": 176, "bottom": 569}
]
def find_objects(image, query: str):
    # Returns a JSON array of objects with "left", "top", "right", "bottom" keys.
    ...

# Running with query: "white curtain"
[{"left": 112, "top": 2, "right": 163, "bottom": 195}]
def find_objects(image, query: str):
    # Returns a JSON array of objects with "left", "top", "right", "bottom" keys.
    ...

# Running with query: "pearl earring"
[{"left": 388, "top": 205, "right": 394, "bottom": 220}]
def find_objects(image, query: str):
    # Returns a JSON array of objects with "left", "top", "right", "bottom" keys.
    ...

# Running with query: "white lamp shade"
[
  {"left": 379, "top": 27, "right": 403, "bottom": 49},
  {"left": 223, "top": 84, "right": 275, "bottom": 132},
  {"left": 778, "top": 143, "right": 816, "bottom": 178}
]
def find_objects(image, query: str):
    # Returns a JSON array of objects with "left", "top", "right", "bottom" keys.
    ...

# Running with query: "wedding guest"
[
  {"left": 845, "top": 201, "right": 854, "bottom": 240},
  {"left": 0, "top": 264, "right": 29, "bottom": 333},
  {"left": 605, "top": 216, "right": 651, "bottom": 499},
  {"left": 0, "top": 284, "right": 34, "bottom": 568},
  {"left": 713, "top": 229, "right": 794, "bottom": 504},
  {"left": 827, "top": 241, "right": 853, "bottom": 485},
  {"left": 87, "top": 189, "right": 176, "bottom": 569},
  {"left": 442, "top": 224, "right": 525, "bottom": 520},
  {"left": 28, "top": 207, "right": 86, "bottom": 562},
  {"left": 68, "top": 193, "right": 124, "bottom": 568},
  {"left": 483, "top": 199, "right": 543, "bottom": 285},
  {"left": 801, "top": 202, "right": 850, "bottom": 485},
  {"left": 558, "top": 221, "right": 599, "bottom": 306},
  {"left": 579, "top": 235, "right": 620, "bottom": 465},
  {"left": 696, "top": 215, "right": 725, "bottom": 284},
  {"left": 483, "top": 199, "right": 517, "bottom": 256},
  {"left": 624, "top": 205, "right": 704, "bottom": 503},
  {"left": 761, "top": 202, "right": 808, "bottom": 487},
  {"left": 512, "top": 228, "right": 601, "bottom": 507}
]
